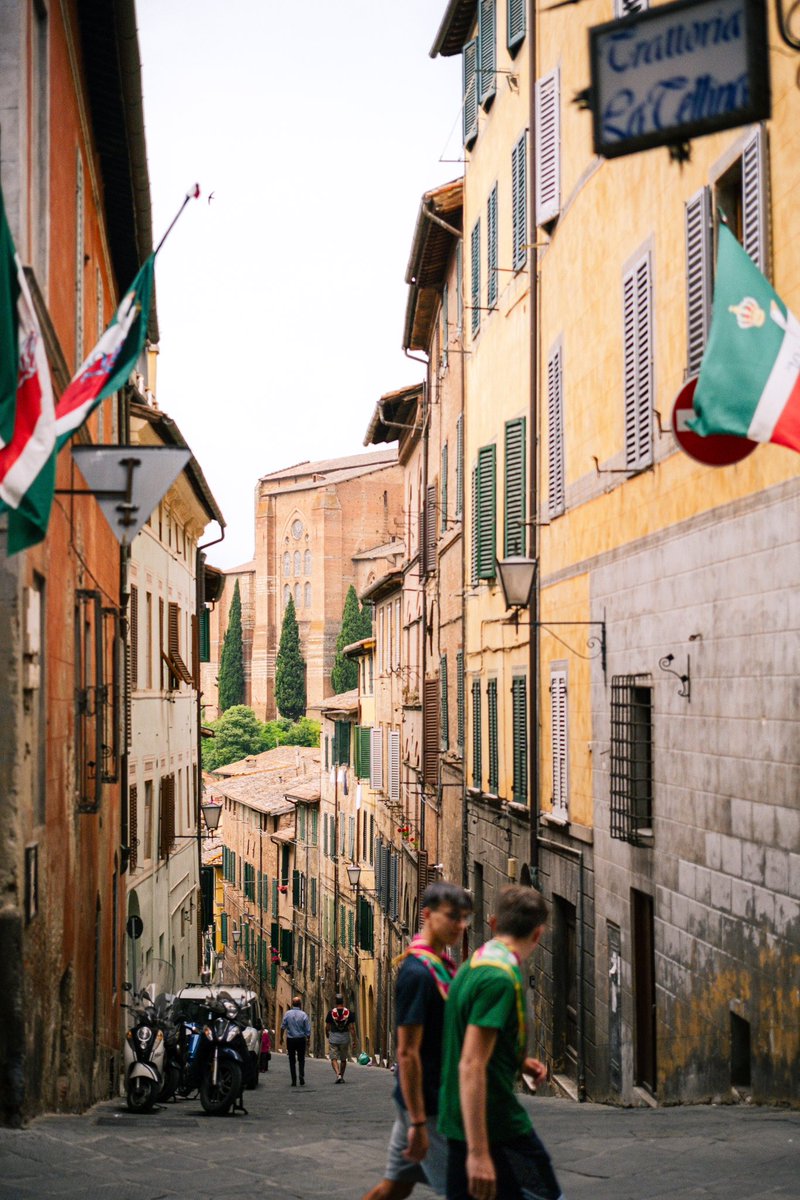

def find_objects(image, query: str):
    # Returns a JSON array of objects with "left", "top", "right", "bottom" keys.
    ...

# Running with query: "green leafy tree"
[
  {"left": 217, "top": 579, "right": 245, "bottom": 712},
  {"left": 201, "top": 705, "right": 269, "bottom": 771},
  {"left": 331, "top": 585, "right": 370, "bottom": 694},
  {"left": 275, "top": 596, "right": 306, "bottom": 720}
]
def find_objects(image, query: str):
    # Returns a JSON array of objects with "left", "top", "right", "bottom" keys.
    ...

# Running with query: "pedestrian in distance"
[
  {"left": 279, "top": 996, "right": 311, "bottom": 1087},
  {"left": 439, "top": 884, "right": 563, "bottom": 1200},
  {"left": 361, "top": 880, "right": 473, "bottom": 1200},
  {"left": 325, "top": 992, "right": 357, "bottom": 1083},
  {"left": 259, "top": 1026, "right": 272, "bottom": 1073}
]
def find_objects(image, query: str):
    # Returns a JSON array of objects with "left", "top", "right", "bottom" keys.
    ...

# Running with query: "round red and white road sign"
[{"left": 671, "top": 377, "right": 757, "bottom": 467}]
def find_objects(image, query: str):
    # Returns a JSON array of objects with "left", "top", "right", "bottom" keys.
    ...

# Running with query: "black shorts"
[{"left": 446, "top": 1130, "right": 562, "bottom": 1200}]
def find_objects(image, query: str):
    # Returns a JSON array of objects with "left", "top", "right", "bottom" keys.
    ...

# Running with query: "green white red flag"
[
  {"left": 55, "top": 254, "right": 155, "bottom": 448},
  {"left": 690, "top": 224, "right": 800, "bottom": 454},
  {"left": 0, "top": 190, "right": 56, "bottom": 553}
]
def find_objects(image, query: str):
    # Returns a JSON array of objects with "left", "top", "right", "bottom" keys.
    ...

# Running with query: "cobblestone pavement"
[{"left": 0, "top": 1053, "right": 797, "bottom": 1199}]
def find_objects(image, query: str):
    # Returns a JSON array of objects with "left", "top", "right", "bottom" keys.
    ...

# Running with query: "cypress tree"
[
  {"left": 275, "top": 596, "right": 306, "bottom": 720},
  {"left": 331, "top": 584, "right": 366, "bottom": 694},
  {"left": 218, "top": 579, "right": 245, "bottom": 713}
]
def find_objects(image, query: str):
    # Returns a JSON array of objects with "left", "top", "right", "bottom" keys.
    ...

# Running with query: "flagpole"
[{"left": 153, "top": 183, "right": 201, "bottom": 258}]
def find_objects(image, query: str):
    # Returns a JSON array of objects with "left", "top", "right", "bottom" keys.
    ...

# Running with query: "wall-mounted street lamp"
[
  {"left": 496, "top": 556, "right": 537, "bottom": 613},
  {"left": 200, "top": 801, "right": 222, "bottom": 833},
  {"left": 497, "top": 556, "right": 607, "bottom": 677},
  {"left": 232, "top": 926, "right": 241, "bottom": 949}
]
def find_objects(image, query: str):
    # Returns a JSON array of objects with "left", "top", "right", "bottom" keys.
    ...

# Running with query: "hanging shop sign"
[{"left": 589, "top": 0, "right": 770, "bottom": 159}]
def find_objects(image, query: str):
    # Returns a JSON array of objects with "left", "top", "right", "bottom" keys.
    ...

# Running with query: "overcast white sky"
[{"left": 136, "top": 1, "right": 462, "bottom": 570}]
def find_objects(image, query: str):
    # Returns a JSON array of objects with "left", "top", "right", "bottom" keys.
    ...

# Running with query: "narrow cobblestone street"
[{"left": 0, "top": 1054, "right": 797, "bottom": 1200}]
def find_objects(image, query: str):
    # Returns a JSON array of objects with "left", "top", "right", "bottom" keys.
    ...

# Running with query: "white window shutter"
[
  {"left": 547, "top": 343, "right": 565, "bottom": 517},
  {"left": 370, "top": 727, "right": 383, "bottom": 791},
  {"left": 535, "top": 69, "right": 560, "bottom": 226},
  {"left": 742, "top": 127, "right": 767, "bottom": 274},
  {"left": 684, "top": 187, "right": 712, "bottom": 377},
  {"left": 551, "top": 670, "right": 568, "bottom": 816},
  {"left": 623, "top": 252, "right": 653, "bottom": 470},
  {"left": 388, "top": 730, "right": 400, "bottom": 802}
]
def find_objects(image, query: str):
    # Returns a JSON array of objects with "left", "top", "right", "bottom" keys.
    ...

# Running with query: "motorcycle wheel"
[
  {"left": 126, "top": 1077, "right": 157, "bottom": 1112},
  {"left": 158, "top": 1063, "right": 180, "bottom": 1103},
  {"left": 200, "top": 1060, "right": 242, "bottom": 1115}
]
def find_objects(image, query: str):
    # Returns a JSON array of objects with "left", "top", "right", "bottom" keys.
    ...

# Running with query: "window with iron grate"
[{"left": 610, "top": 675, "right": 653, "bottom": 844}]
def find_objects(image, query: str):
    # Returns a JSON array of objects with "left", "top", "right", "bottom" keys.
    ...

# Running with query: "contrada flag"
[
  {"left": 55, "top": 254, "right": 155, "bottom": 448},
  {"left": 690, "top": 224, "right": 800, "bottom": 454},
  {"left": 0, "top": 190, "right": 56, "bottom": 554}
]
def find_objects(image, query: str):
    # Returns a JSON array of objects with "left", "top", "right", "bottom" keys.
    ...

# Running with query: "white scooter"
[{"left": 123, "top": 990, "right": 166, "bottom": 1112}]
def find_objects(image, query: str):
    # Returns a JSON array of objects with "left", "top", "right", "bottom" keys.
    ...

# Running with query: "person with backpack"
[{"left": 325, "top": 993, "right": 357, "bottom": 1082}]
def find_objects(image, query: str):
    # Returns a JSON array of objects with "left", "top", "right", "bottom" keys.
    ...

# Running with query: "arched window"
[
  {"left": 283, "top": 552, "right": 290, "bottom": 576},
  {"left": 304, "top": 550, "right": 312, "bottom": 574},
  {"left": 294, "top": 551, "right": 301, "bottom": 575},
  {"left": 283, "top": 584, "right": 291, "bottom": 607},
  {"left": 304, "top": 582, "right": 312, "bottom": 608},
  {"left": 294, "top": 583, "right": 301, "bottom": 607}
]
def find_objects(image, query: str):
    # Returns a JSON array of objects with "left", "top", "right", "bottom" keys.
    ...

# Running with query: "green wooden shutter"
[
  {"left": 472, "top": 679, "right": 482, "bottom": 789},
  {"left": 504, "top": 417, "right": 526, "bottom": 555},
  {"left": 487, "top": 183, "right": 498, "bottom": 309},
  {"left": 478, "top": 0, "right": 497, "bottom": 106},
  {"left": 357, "top": 726, "right": 371, "bottom": 781},
  {"left": 292, "top": 868, "right": 300, "bottom": 905},
  {"left": 471, "top": 218, "right": 481, "bottom": 337},
  {"left": 512, "top": 675, "right": 528, "bottom": 804},
  {"left": 221, "top": 911, "right": 228, "bottom": 945},
  {"left": 508, "top": 0, "right": 526, "bottom": 51},
  {"left": 512, "top": 132, "right": 527, "bottom": 270},
  {"left": 463, "top": 39, "right": 478, "bottom": 147},
  {"left": 487, "top": 678, "right": 499, "bottom": 793},
  {"left": 199, "top": 607, "right": 210, "bottom": 661},
  {"left": 311, "top": 876, "right": 317, "bottom": 916},
  {"left": 311, "top": 808, "right": 318, "bottom": 846},
  {"left": 477, "top": 444, "right": 496, "bottom": 579},
  {"left": 272, "top": 878, "right": 278, "bottom": 917},
  {"left": 457, "top": 651, "right": 465, "bottom": 748},
  {"left": 348, "top": 909, "right": 354, "bottom": 951}
]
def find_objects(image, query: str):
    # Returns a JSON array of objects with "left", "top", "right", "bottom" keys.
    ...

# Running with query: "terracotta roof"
[
  {"left": 313, "top": 688, "right": 359, "bottom": 715},
  {"left": 352, "top": 538, "right": 405, "bottom": 561},
  {"left": 259, "top": 448, "right": 397, "bottom": 485},
  {"left": 284, "top": 780, "right": 322, "bottom": 804},
  {"left": 430, "top": 0, "right": 476, "bottom": 58},
  {"left": 404, "top": 179, "right": 464, "bottom": 352},
  {"left": 364, "top": 385, "right": 424, "bottom": 449},
  {"left": 224, "top": 560, "right": 255, "bottom": 574},
  {"left": 208, "top": 773, "right": 296, "bottom": 816},
  {"left": 271, "top": 826, "right": 296, "bottom": 844},
  {"left": 209, "top": 745, "right": 320, "bottom": 778},
  {"left": 343, "top": 637, "right": 374, "bottom": 658},
  {"left": 360, "top": 569, "right": 404, "bottom": 605}
]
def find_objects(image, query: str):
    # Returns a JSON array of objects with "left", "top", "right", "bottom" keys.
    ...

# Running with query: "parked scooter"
[
  {"left": 198, "top": 993, "right": 249, "bottom": 1115},
  {"left": 122, "top": 991, "right": 166, "bottom": 1112},
  {"left": 169, "top": 992, "right": 248, "bottom": 1115}
]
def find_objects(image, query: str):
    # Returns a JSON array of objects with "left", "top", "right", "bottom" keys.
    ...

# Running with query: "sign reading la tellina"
[{"left": 589, "top": 0, "right": 770, "bottom": 159}]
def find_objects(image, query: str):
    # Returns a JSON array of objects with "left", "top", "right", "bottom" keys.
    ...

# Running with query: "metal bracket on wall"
[
  {"left": 513, "top": 619, "right": 607, "bottom": 679},
  {"left": 659, "top": 653, "right": 690, "bottom": 701}
]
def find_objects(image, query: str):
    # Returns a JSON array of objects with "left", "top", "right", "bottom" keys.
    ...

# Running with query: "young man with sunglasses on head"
[{"left": 361, "top": 881, "right": 473, "bottom": 1200}]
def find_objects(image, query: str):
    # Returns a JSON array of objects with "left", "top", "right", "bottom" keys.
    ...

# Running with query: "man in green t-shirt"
[{"left": 439, "top": 885, "right": 562, "bottom": 1200}]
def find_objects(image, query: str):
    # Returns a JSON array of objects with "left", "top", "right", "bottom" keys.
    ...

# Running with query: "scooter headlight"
[
  {"left": 135, "top": 1026, "right": 153, "bottom": 1047},
  {"left": 213, "top": 1017, "right": 227, "bottom": 1040},
  {"left": 203, "top": 1025, "right": 214, "bottom": 1041},
  {"left": 226, "top": 1026, "right": 238, "bottom": 1043}
]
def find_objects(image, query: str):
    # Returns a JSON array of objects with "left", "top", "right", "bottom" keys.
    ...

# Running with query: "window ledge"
[
  {"left": 541, "top": 810, "right": 569, "bottom": 827},
  {"left": 507, "top": 802, "right": 530, "bottom": 821}
]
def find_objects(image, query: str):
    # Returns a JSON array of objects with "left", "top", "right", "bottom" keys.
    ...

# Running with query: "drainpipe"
[
  {"left": 528, "top": 0, "right": 541, "bottom": 891},
  {"left": 537, "top": 837, "right": 586, "bottom": 1101}
]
